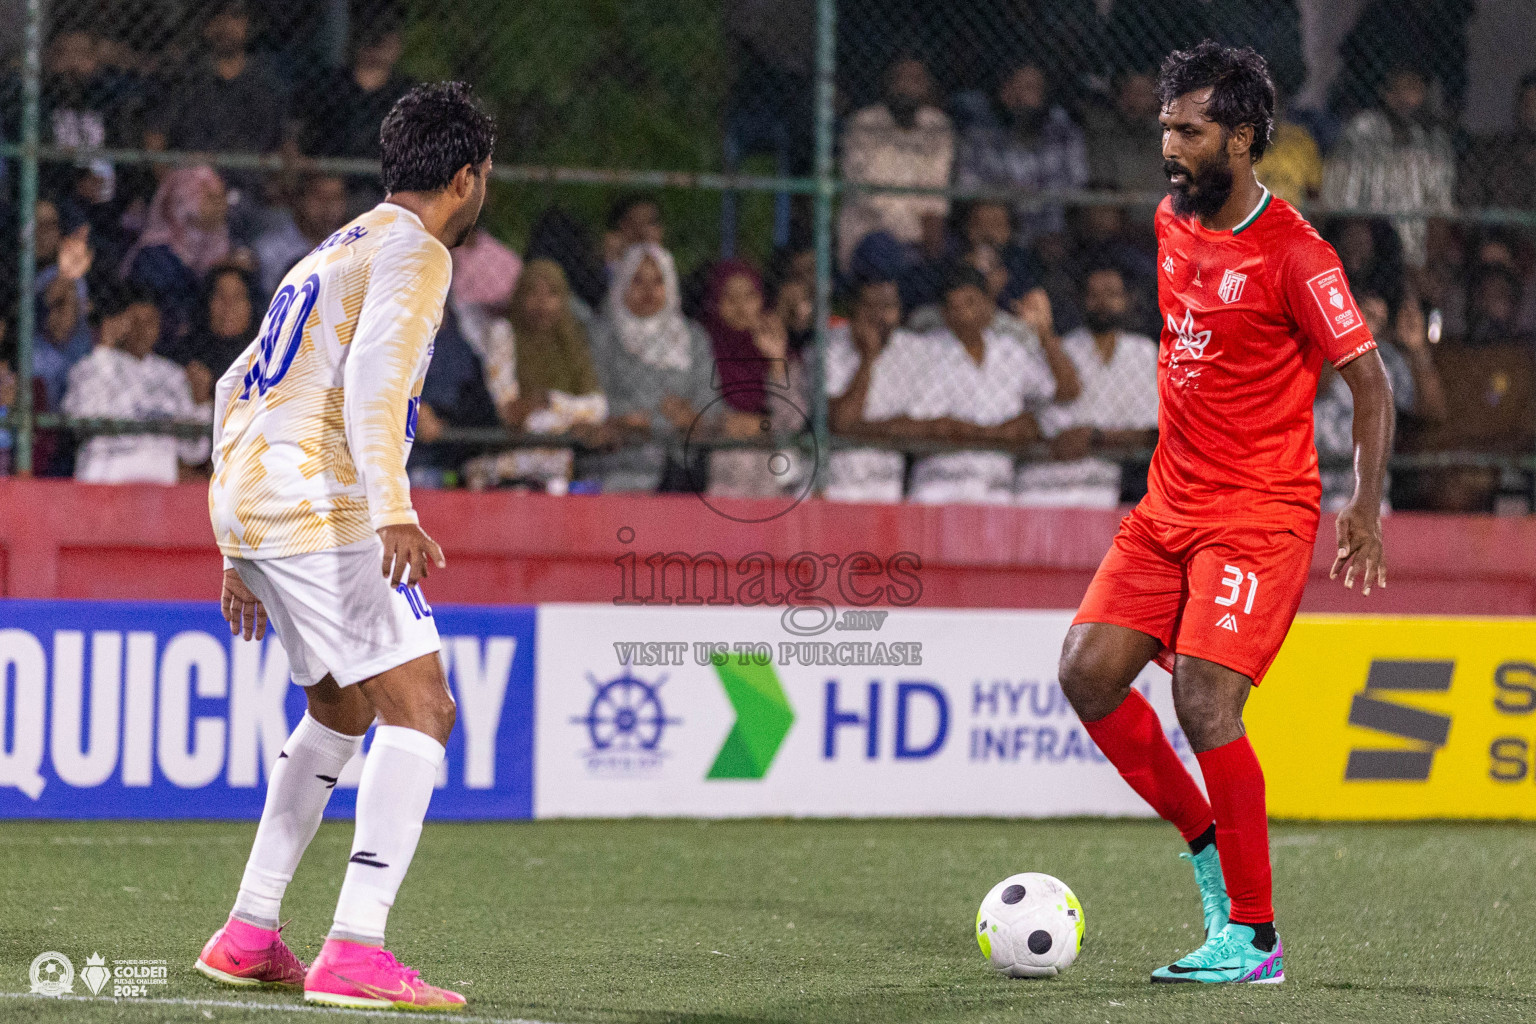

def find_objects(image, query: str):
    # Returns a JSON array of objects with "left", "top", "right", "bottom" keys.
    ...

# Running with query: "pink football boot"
[
  {"left": 195, "top": 916, "right": 307, "bottom": 989},
  {"left": 304, "top": 938, "right": 466, "bottom": 1011}
]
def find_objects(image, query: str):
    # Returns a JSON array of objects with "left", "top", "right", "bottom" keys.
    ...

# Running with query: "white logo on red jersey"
[
  {"left": 1217, "top": 613, "right": 1240, "bottom": 633},
  {"left": 1218, "top": 268, "right": 1247, "bottom": 304},
  {"left": 1162, "top": 254, "right": 1175, "bottom": 277},
  {"left": 1305, "top": 268, "right": 1365, "bottom": 338},
  {"left": 1167, "top": 309, "right": 1214, "bottom": 361}
]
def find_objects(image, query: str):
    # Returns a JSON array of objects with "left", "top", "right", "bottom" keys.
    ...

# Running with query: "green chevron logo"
[{"left": 707, "top": 659, "right": 795, "bottom": 779}]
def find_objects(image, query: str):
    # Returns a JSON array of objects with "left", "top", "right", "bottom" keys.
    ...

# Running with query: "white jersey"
[{"left": 209, "top": 203, "right": 451, "bottom": 559}]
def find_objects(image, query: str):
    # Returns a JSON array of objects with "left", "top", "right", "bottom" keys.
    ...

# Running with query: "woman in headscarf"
[
  {"left": 122, "top": 165, "right": 241, "bottom": 344},
  {"left": 458, "top": 259, "right": 610, "bottom": 492},
  {"left": 159, "top": 264, "right": 260, "bottom": 407},
  {"left": 502, "top": 259, "right": 605, "bottom": 428},
  {"left": 583, "top": 242, "right": 717, "bottom": 491},
  {"left": 699, "top": 259, "right": 809, "bottom": 498}
]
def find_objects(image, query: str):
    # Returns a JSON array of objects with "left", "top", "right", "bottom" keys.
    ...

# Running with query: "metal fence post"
[
  {"left": 809, "top": 0, "right": 836, "bottom": 490},
  {"left": 13, "top": 0, "right": 43, "bottom": 476}
]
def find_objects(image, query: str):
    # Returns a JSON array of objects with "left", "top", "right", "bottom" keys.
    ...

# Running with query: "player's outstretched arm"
[{"left": 1331, "top": 350, "right": 1393, "bottom": 594}]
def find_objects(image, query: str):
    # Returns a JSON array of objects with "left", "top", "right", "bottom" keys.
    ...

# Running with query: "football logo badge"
[{"left": 1218, "top": 269, "right": 1247, "bottom": 304}]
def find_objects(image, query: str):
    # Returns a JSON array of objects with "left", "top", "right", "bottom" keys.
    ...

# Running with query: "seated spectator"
[
  {"left": 144, "top": 1, "right": 288, "bottom": 210},
  {"left": 955, "top": 61, "right": 1087, "bottom": 245},
  {"left": 254, "top": 174, "right": 348, "bottom": 297},
  {"left": 1323, "top": 65, "right": 1455, "bottom": 269},
  {"left": 502, "top": 259, "right": 606, "bottom": 432},
  {"left": 699, "top": 260, "right": 806, "bottom": 499},
  {"left": 1461, "top": 71, "right": 1536, "bottom": 212},
  {"left": 1068, "top": 201, "right": 1158, "bottom": 337},
  {"left": 1315, "top": 290, "right": 1447, "bottom": 512},
  {"left": 123, "top": 165, "right": 249, "bottom": 345},
  {"left": 1327, "top": 217, "right": 1406, "bottom": 312},
  {"left": 1462, "top": 262, "right": 1532, "bottom": 349},
  {"left": 769, "top": 269, "right": 815, "bottom": 355},
  {"left": 1016, "top": 267, "right": 1159, "bottom": 507},
  {"left": 64, "top": 283, "right": 209, "bottom": 484},
  {"left": 838, "top": 56, "right": 954, "bottom": 272},
  {"left": 603, "top": 194, "right": 665, "bottom": 271},
  {"left": 861, "top": 264, "right": 1073, "bottom": 505},
  {"left": 160, "top": 265, "right": 258, "bottom": 396},
  {"left": 29, "top": 25, "right": 146, "bottom": 207},
  {"left": 584, "top": 243, "right": 717, "bottom": 492},
  {"left": 1399, "top": 264, "right": 1534, "bottom": 512},
  {"left": 1083, "top": 70, "right": 1167, "bottom": 208},
  {"left": 294, "top": 24, "right": 413, "bottom": 210},
  {"left": 32, "top": 208, "right": 93, "bottom": 411},
  {"left": 900, "top": 200, "right": 1041, "bottom": 319},
  {"left": 527, "top": 207, "right": 607, "bottom": 316},
  {"left": 825, "top": 273, "right": 908, "bottom": 503},
  {"left": 1256, "top": 92, "right": 1323, "bottom": 207},
  {"left": 449, "top": 227, "right": 523, "bottom": 413}
]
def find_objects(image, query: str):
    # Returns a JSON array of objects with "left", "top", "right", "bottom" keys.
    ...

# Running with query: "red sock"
[
  {"left": 1083, "top": 690, "right": 1214, "bottom": 842},
  {"left": 1195, "top": 735, "right": 1274, "bottom": 923}
]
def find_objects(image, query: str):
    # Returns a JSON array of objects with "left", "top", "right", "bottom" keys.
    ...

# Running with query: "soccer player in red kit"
[{"left": 1057, "top": 42, "right": 1393, "bottom": 984}]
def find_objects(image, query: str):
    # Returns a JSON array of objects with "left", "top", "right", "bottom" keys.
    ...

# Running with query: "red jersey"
[{"left": 1143, "top": 191, "right": 1376, "bottom": 540}]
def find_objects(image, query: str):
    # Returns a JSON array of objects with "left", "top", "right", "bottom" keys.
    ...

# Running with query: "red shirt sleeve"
[{"left": 1277, "top": 232, "right": 1377, "bottom": 369}]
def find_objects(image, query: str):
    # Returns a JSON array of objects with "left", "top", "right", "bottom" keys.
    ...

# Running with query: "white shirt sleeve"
[{"left": 344, "top": 225, "right": 451, "bottom": 531}]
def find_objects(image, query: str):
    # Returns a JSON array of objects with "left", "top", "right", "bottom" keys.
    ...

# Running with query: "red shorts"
[{"left": 1074, "top": 505, "right": 1314, "bottom": 684}]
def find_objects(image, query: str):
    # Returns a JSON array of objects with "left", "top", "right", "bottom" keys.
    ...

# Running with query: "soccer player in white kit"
[{"left": 194, "top": 82, "right": 493, "bottom": 1012}]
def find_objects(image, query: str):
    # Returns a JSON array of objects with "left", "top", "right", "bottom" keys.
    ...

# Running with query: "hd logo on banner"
[
  {"left": 534, "top": 605, "right": 1182, "bottom": 818},
  {"left": 1248, "top": 615, "right": 1536, "bottom": 820},
  {"left": 0, "top": 600, "right": 535, "bottom": 819}
]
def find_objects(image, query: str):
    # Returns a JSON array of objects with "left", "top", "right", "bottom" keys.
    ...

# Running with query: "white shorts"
[{"left": 231, "top": 537, "right": 441, "bottom": 688}]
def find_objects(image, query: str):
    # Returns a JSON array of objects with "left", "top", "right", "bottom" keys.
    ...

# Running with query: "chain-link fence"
[{"left": 2, "top": 0, "right": 1534, "bottom": 513}]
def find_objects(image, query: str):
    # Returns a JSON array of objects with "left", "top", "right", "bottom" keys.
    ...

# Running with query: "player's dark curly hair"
[
  {"left": 380, "top": 82, "right": 497, "bottom": 194},
  {"left": 1157, "top": 41, "right": 1275, "bottom": 161}
]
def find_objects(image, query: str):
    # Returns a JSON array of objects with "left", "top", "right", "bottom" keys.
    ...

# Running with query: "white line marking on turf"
[{"left": 0, "top": 991, "right": 563, "bottom": 1023}]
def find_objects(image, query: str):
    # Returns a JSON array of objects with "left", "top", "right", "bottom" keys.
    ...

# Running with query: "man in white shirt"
[
  {"left": 1017, "top": 266, "right": 1159, "bottom": 506},
  {"left": 862, "top": 264, "right": 1078, "bottom": 504},
  {"left": 64, "top": 282, "right": 209, "bottom": 483},
  {"left": 824, "top": 274, "right": 908, "bottom": 502},
  {"left": 838, "top": 57, "right": 954, "bottom": 270}
]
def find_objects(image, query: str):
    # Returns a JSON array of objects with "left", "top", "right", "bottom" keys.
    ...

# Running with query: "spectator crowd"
[{"left": 2, "top": 0, "right": 1535, "bottom": 513}]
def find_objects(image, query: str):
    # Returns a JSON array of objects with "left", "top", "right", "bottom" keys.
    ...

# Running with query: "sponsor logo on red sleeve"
[{"left": 1306, "top": 268, "right": 1365, "bottom": 338}]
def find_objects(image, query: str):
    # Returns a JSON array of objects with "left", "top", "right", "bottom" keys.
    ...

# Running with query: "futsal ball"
[{"left": 975, "top": 872, "right": 1084, "bottom": 978}]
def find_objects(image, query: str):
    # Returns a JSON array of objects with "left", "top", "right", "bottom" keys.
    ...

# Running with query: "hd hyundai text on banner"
[
  {"left": 534, "top": 605, "right": 1184, "bottom": 818},
  {"left": 0, "top": 600, "right": 535, "bottom": 819}
]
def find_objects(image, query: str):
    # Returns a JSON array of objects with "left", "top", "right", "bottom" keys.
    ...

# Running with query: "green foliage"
[{"left": 399, "top": 0, "right": 738, "bottom": 273}]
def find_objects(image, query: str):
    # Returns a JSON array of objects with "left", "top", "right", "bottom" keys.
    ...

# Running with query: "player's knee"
[
  {"left": 1172, "top": 689, "right": 1242, "bottom": 752},
  {"left": 1057, "top": 638, "right": 1126, "bottom": 723}
]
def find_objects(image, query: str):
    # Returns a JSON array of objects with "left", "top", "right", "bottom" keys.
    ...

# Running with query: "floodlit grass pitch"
[{"left": 0, "top": 819, "right": 1531, "bottom": 1023}]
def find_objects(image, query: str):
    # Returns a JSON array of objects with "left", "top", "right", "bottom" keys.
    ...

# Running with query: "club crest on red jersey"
[
  {"left": 1167, "top": 309, "right": 1213, "bottom": 361},
  {"left": 1218, "top": 268, "right": 1247, "bottom": 304}
]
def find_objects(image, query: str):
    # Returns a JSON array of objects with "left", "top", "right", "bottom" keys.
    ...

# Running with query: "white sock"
[
  {"left": 330, "top": 725, "right": 445, "bottom": 945},
  {"left": 231, "top": 713, "right": 364, "bottom": 930}
]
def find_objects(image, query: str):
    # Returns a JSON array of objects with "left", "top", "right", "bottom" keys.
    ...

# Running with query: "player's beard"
[{"left": 1166, "top": 154, "right": 1235, "bottom": 220}]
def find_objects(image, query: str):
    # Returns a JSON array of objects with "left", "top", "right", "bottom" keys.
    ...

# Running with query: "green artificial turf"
[{"left": 0, "top": 819, "right": 1532, "bottom": 1023}]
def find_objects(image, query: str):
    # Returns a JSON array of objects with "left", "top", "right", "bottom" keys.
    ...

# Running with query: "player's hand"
[
  {"left": 1331, "top": 499, "right": 1386, "bottom": 595},
  {"left": 379, "top": 523, "right": 445, "bottom": 588},
  {"left": 222, "top": 568, "right": 267, "bottom": 641}
]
